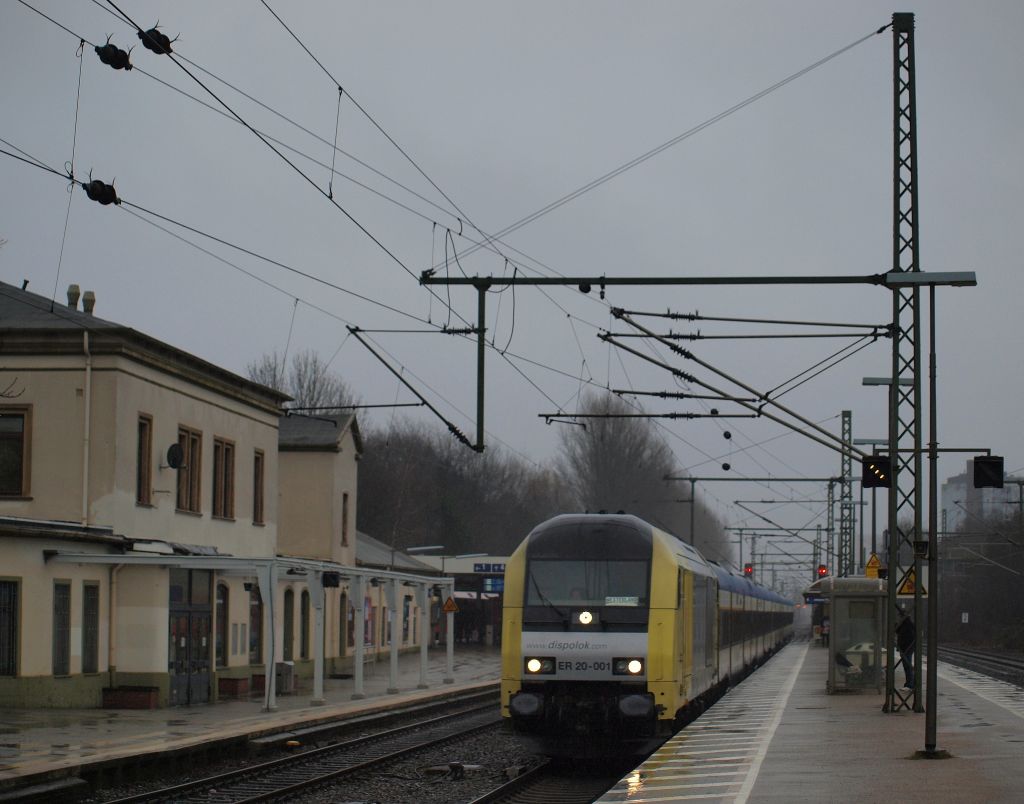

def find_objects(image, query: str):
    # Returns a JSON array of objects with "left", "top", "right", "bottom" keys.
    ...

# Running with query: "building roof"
[
  {"left": 355, "top": 530, "right": 439, "bottom": 573},
  {"left": 279, "top": 413, "right": 363, "bottom": 453},
  {"left": 0, "top": 515, "right": 125, "bottom": 546},
  {"left": 0, "top": 280, "right": 289, "bottom": 412}
]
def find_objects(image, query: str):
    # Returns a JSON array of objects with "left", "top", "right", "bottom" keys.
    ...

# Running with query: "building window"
[
  {"left": 341, "top": 492, "right": 350, "bottom": 546},
  {"left": 215, "top": 584, "right": 228, "bottom": 668},
  {"left": 82, "top": 584, "right": 99, "bottom": 674},
  {"left": 0, "top": 408, "right": 30, "bottom": 496},
  {"left": 248, "top": 587, "right": 263, "bottom": 664},
  {"left": 176, "top": 426, "right": 202, "bottom": 513},
  {"left": 253, "top": 450, "right": 265, "bottom": 525},
  {"left": 212, "top": 438, "right": 235, "bottom": 519},
  {"left": 300, "top": 590, "right": 310, "bottom": 659},
  {"left": 53, "top": 582, "right": 71, "bottom": 676},
  {"left": 136, "top": 415, "right": 152, "bottom": 505},
  {"left": 283, "top": 589, "right": 294, "bottom": 661},
  {"left": 0, "top": 580, "right": 17, "bottom": 676}
]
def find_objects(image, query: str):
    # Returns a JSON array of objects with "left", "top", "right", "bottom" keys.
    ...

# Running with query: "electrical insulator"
[
  {"left": 83, "top": 179, "right": 120, "bottom": 206},
  {"left": 138, "top": 24, "right": 177, "bottom": 55},
  {"left": 95, "top": 36, "right": 133, "bottom": 70}
]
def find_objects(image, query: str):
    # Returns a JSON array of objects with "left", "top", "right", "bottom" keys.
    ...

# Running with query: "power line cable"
[
  {"left": 9, "top": 13, "right": 664, "bottom": 459},
  {"left": 101, "top": 0, "right": 468, "bottom": 330},
  {"left": 50, "top": 39, "right": 86, "bottom": 310},
  {"left": 2, "top": 143, "right": 606, "bottom": 427},
  {"left": 258, "top": 1, "right": 514, "bottom": 268},
  {"left": 23, "top": 0, "right": 619, "bottom": 351},
  {"left": 424, "top": 23, "right": 891, "bottom": 269}
]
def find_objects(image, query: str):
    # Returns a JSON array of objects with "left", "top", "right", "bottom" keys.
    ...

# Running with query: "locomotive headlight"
[
  {"left": 613, "top": 657, "right": 645, "bottom": 675},
  {"left": 524, "top": 656, "right": 556, "bottom": 675},
  {"left": 578, "top": 610, "right": 594, "bottom": 625}
]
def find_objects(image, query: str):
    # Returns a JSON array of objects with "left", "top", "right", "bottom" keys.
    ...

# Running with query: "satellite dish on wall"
[{"left": 166, "top": 443, "right": 184, "bottom": 469}]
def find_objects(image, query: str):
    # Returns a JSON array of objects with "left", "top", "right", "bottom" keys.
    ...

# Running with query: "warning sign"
[
  {"left": 443, "top": 596, "right": 460, "bottom": 614},
  {"left": 865, "top": 554, "right": 881, "bottom": 579},
  {"left": 896, "top": 567, "right": 927, "bottom": 597}
]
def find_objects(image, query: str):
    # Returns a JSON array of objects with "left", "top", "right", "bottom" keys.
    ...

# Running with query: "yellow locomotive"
[{"left": 501, "top": 513, "right": 793, "bottom": 754}]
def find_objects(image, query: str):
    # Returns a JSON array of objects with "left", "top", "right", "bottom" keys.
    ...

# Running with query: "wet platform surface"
[
  {"left": 7, "top": 641, "right": 1024, "bottom": 801},
  {"left": 0, "top": 645, "right": 501, "bottom": 789},
  {"left": 598, "top": 641, "right": 1024, "bottom": 803}
]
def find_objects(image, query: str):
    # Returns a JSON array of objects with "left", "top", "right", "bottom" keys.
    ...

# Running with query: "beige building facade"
[{"left": 0, "top": 282, "right": 440, "bottom": 709}]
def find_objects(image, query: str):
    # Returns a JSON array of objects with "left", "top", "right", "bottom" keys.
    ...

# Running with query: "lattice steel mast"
[{"left": 885, "top": 11, "right": 924, "bottom": 714}]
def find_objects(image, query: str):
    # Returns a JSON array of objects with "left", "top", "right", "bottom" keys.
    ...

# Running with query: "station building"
[{"left": 0, "top": 281, "right": 439, "bottom": 709}]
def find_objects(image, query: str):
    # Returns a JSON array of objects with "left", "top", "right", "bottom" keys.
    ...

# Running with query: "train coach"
[{"left": 500, "top": 513, "right": 793, "bottom": 755}]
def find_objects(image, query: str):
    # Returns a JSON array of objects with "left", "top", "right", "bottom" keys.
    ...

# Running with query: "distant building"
[{"left": 941, "top": 459, "right": 1020, "bottom": 532}]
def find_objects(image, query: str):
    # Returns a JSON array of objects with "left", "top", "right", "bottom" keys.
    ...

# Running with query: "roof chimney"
[
  {"left": 67, "top": 284, "right": 80, "bottom": 310},
  {"left": 82, "top": 290, "right": 96, "bottom": 315}
]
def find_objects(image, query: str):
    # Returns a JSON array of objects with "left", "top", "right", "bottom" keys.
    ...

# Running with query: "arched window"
[
  {"left": 248, "top": 586, "right": 262, "bottom": 664},
  {"left": 300, "top": 590, "right": 310, "bottom": 659},
  {"left": 283, "top": 589, "right": 294, "bottom": 661},
  {"left": 215, "top": 584, "right": 228, "bottom": 668}
]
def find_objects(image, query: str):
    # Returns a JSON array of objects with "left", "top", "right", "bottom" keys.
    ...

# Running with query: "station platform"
[
  {"left": 5, "top": 642, "right": 1024, "bottom": 802},
  {"left": 598, "top": 640, "right": 1024, "bottom": 803},
  {"left": 0, "top": 645, "right": 501, "bottom": 795}
]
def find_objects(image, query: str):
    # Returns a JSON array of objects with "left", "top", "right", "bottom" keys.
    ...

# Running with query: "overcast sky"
[{"left": 3, "top": 1, "right": 1022, "bottom": 583}]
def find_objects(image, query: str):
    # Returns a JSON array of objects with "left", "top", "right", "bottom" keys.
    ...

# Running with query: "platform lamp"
[
  {"left": 393, "top": 544, "right": 444, "bottom": 570},
  {"left": 441, "top": 552, "right": 487, "bottom": 575}
]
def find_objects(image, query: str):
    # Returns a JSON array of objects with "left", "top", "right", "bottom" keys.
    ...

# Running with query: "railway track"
[
  {"left": 938, "top": 646, "right": 1024, "bottom": 686},
  {"left": 466, "top": 760, "right": 626, "bottom": 804},
  {"left": 105, "top": 702, "right": 503, "bottom": 803}
]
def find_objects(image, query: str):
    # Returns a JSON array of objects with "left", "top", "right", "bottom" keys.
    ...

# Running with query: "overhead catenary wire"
[
  {"left": 15, "top": 0, "right": 703, "bottom": 394},
  {"left": 767, "top": 334, "right": 879, "bottom": 399},
  {"left": 49, "top": 39, "right": 86, "bottom": 310},
  {"left": 422, "top": 23, "right": 892, "bottom": 271},
  {"left": 257, "top": 1, "right": 521, "bottom": 273},
  {"left": 12, "top": 2, "right": 606, "bottom": 441},
  {"left": 27, "top": 0, "right": 476, "bottom": 241},
  {"left": 2, "top": 141, "right": 572, "bottom": 468},
  {"left": 4, "top": 139, "right": 607, "bottom": 438},
  {"left": 14, "top": 3, "right": 897, "bottom": 489},
  {"left": 100, "top": 0, "right": 471, "bottom": 332}
]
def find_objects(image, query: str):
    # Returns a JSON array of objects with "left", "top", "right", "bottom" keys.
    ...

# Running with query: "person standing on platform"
[{"left": 896, "top": 608, "right": 916, "bottom": 688}]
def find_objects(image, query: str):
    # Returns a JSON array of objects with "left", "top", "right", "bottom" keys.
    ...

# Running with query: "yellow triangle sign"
[
  {"left": 865, "top": 553, "right": 881, "bottom": 578},
  {"left": 443, "top": 596, "right": 460, "bottom": 614},
  {"left": 897, "top": 567, "right": 927, "bottom": 597}
]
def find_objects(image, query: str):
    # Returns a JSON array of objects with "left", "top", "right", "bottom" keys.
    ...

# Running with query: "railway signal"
[
  {"left": 817, "top": 564, "right": 828, "bottom": 578},
  {"left": 743, "top": 563, "right": 753, "bottom": 578},
  {"left": 861, "top": 456, "right": 892, "bottom": 488},
  {"left": 973, "top": 455, "right": 1004, "bottom": 488}
]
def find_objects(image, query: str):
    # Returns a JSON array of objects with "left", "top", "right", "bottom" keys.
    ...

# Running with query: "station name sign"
[{"left": 474, "top": 563, "right": 506, "bottom": 573}]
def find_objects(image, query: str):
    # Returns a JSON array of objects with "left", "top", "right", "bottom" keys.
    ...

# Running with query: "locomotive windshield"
[{"left": 526, "top": 559, "right": 649, "bottom": 607}]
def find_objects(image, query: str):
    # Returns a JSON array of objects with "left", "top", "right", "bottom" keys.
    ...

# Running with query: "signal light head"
[
  {"left": 817, "top": 564, "right": 828, "bottom": 578},
  {"left": 861, "top": 456, "right": 893, "bottom": 488},
  {"left": 743, "top": 563, "right": 753, "bottom": 577}
]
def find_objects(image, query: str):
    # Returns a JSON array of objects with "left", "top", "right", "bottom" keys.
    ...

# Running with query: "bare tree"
[
  {"left": 247, "top": 349, "right": 356, "bottom": 411},
  {"left": 557, "top": 390, "right": 728, "bottom": 558},
  {"left": 358, "top": 418, "right": 570, "bottom": 556}
]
